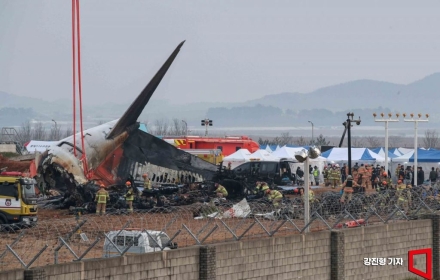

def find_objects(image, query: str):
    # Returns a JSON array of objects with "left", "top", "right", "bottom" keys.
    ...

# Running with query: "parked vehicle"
[
  {"left": 232, "top": 159, "right": 296, "bottom": 186},
  {"left": 0, "top": 171, "right": 38, "bottom": 226},
  {"left": 103, "top": 229, "right": 177, "bottom": 258}
]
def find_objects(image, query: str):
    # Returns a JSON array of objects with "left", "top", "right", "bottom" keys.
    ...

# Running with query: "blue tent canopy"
[
  {"left": 409, "top": 149, "right": 440, "bottom": 162},
  {"left": 321, "top": 148, "right": 376, "bottom": 161}
]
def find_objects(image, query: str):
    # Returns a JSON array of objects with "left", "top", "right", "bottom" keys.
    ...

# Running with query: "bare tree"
[
  {"left": 313, "top": 134, "right": 330, "bottom": 146},
  {"left": 49, "top": 123, "right": 62, "bottom": 141},
  {"left": 351, "top": 136, "right": 365, "bottom": 148},
  {"left": 279, "top": 132, "right": 293, "bottom": 146},
  {"left": 170, "top": 118, "right": 186, "bottom": 136},
  {"left": 14, "top": 121, "right": 32, "bottom": 145},
  {"left": 153, "top": 118, "right": 170, "bottom": 136},
  {"left": 62, "top": 127, "right": 73, "bottom": 139},
  {"left": 364, "top": 136, "right": 381, "bottom": 148},
  {"left": 388, "top": 135, "right": 403, "bottom": 148},
  {"left": 294, "top": 136, "right": 308, "bottom": 146},
  {"left": 32, "top": 121, "right": 47, "bottom": 140},
  {"left": 258, "top": 137, "right": 270, "bottom": 146},
  {"left": 271, "top": 137, "right": 281, "bottom": 146},
  {"left": 424, "top": 129, "right": 440, "bottom": 148}
]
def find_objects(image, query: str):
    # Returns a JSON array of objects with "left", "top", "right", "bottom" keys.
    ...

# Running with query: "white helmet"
[{"left": 335, "top": 164, "right": 340, "bottom": 168}]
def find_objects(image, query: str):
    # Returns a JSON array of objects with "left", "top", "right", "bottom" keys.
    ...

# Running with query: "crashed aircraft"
[{"left": 35, "top": 41, "right": 218, "bottom": 201}]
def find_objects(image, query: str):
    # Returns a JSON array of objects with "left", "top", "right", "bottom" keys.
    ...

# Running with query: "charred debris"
[{"left": 38, "top": 159, "right": 292, "bottom": 215}]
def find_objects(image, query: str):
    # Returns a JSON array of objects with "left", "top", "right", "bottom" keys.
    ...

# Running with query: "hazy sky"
[{"left": 1, "top": 0, "right": 439, "bottom": 106}]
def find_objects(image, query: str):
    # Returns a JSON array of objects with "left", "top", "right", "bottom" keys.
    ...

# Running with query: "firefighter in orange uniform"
[
  {"left": 124, "top": 181, "right": 135, "bottom": 213},
  {"left": 357, "top": 164, "right": 366, "bottom": 187},
  {"left": 142, "top": 173, "right": 152, "bottom": 190},
  {"left": 95, "top": 184, "right": 109, "bottom": 215},
  {"left": 364, "top": 164, "right": 372, "bottom": 190}
]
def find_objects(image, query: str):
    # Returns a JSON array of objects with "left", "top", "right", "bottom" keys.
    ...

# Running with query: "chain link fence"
[{"left": 1, "top": 186, "right": 439, "bottom": 271}]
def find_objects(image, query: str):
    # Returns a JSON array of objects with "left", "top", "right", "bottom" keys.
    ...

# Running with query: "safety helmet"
[
  {"left": 126, "top": 181, "right": 131, "bottom": 186},
  {"left": 100, "top": 184, "right": 105, "bottom": 188},
  {"left": 335, "top": 164, "right": 340, "bottom": 168},
  {"left": 347, "top": 175, "right": 353, "bottom": 180},
  {"left": 382, "top": 172, "right": 387, "bottom": 177},
  {"left": 142, "top": 173, "right": 148, "bottom": 178},
  {"left": 265, "top": 189, "right": 271, "bottom": 194}
]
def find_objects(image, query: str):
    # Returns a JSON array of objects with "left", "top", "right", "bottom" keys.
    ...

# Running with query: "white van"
[{"left": 103, "top": 229, "right": 177, "bottom": 258}]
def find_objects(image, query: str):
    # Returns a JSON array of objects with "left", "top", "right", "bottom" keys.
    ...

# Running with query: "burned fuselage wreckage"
[{"left": 34, "top": 41, "right": 232, "bottom": 211}]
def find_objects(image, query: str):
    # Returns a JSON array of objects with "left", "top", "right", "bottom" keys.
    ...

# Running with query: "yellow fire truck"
[{"left": 0, "top": 171, "right": 38, "bottom": 226}]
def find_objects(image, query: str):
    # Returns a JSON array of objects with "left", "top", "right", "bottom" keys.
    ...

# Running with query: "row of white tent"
[{"left": 224, "top": 146, "right": 440, "bottom": 181}]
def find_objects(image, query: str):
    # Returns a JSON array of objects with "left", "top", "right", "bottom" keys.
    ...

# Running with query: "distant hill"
[
  {"left": 208, "top": 72, "right": 440, "bottom": 125},
  {"left": 1, "top": 72, "right": 440, "bottom": 128},
  {"left": 242, "top": 73, "right": 440, "bottom": 114}
]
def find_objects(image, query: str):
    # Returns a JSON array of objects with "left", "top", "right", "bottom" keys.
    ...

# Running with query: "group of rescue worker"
[
  {"left": 214, "top": 181, "right": 286, "bottom": 207},
  {"left": 93, "top": 163, "right": 419, "bottom": 214},
  {"left": 322, "top": 163, "right": 406, "bottom": 191},
  {"left": 94, "top": 173, "right": 153, "bottom": 215},
  {"left": 253, "top": 181, "right": 283, "bottom": 206},
  {"left": 339, "top": 174, "right": 412, "bottom": 211}
]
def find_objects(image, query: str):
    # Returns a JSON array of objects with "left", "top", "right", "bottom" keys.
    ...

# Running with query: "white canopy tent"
[
  {"left": 222, "top": 149, "right": 252, "bottom": 169},
  {"left": 249, "top": 150, "right": 279, "bottom": 162},
  {"left": 398, "top": 148, "right": 413, "bottom": 155},
  {"left": 367, "top": 149, "right": 390, "bottom": 164},
  {"left": 271, "top": 146, "right": 296, "bottom": 160}
]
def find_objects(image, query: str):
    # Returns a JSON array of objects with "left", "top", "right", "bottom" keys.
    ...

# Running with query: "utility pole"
[
  {"left": 308, "top": 121, "right": 314, "bottom": 144},
  {"left": 373, "top": 113, "right": 399, "bottom": 175},
  {"left": 403, "top": 113, "right": 429, "bottom": 186},
  {"left": 342, "top": 113, "right": 361, "bottom": 175},
  {"left": 201, "top": 119, "right": 213, "bottom": 136}
]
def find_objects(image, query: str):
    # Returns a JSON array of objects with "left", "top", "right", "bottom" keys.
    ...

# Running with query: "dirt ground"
[{"left": 0, "top": 185, "right": 383, "bottom": 271}]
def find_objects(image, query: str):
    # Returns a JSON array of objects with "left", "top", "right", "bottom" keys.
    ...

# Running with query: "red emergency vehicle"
[{"left": 162, "top": 136, "right": 259, "bottom": 156}]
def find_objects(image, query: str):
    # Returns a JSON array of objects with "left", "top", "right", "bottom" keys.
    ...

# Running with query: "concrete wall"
[
  {"left": 0, "top": 269, "right": 24, "bottom": 280},
  {"left": 343, "top": 219, "right": 432, "bottom": 280},
  {"left": 0, "top": 144, "right": 16, "bottom": 153},
  {"left": 0, "top": 219, "right": 437, "bottom": 280},
  {"left": 215, "top": 231, "right": 331, "bottom": 280}
]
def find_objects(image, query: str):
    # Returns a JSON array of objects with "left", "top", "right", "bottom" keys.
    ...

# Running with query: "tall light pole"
[
  {"left": 52, "top": 119, "right": 57, "bottom": 128},
  {"left": 295, "top": 146, "right": 321, "bottom": 233},
  {"left": 201, "top": 119, "right": 213, "bottom": 136},
  {"left": 308, "top": 121, "right": 314, "bottom": 144},
  {"left": 403, "top": 113, "right": 429, "bottom": 186},
  {"left": 373, "top": 113, "right": 399, "bottom": 176},
  {"left": 181, "top": 120, "right": 188, "bottom": 136}
]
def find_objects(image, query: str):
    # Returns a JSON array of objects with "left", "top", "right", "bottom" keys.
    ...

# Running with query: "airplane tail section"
[
  {"left": 106, "top": 40, "right": 185, "bottom": 139},
  {"left": 120, "top": 129, "right": 217, "bottom": 180}
]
